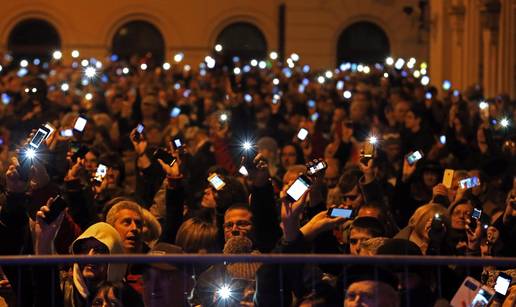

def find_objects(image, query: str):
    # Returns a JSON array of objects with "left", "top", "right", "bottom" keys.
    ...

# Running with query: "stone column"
[
  {"left": 496, "top": 0, "right": 515, "bottom": 97},
  {"left": 479, "top": 0, "right": 501, "bottom": 97},
  {"left": 462, "top": 0, "right": 482, "bottom": 89},
  {"left": 449, "top": 1, "right": 466, "bottom": 89}
]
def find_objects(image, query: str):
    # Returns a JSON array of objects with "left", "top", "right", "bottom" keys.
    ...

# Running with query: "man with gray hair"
[{"left": 106, "top": 201, "right": 144, "bottom": 254}]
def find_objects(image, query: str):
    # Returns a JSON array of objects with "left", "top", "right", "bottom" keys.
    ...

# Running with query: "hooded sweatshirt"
[{"left": 62, "top": 222, "right": 126, "bottom": 307}]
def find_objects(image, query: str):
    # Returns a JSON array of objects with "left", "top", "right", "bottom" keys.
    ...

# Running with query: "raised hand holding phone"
[
  {"left": 35, "top": 197, "right": 67, "bottom": 254},
  {"left": 280, "top": 180, "right": 310, "bottom": 242}
]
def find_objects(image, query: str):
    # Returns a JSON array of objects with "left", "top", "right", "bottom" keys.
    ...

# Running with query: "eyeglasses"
[{"left": 223, "top": 220, "right": 252, "bottom": 230}]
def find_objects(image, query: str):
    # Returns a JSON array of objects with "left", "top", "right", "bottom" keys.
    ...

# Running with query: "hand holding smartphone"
[
  {"left": 327, "top": 207, "right": 353, "bottom": 219},
  {"left": 208, "top": 173, "right": 226, "bottom": 190},
  {"left": 43, "top": 195, "right": 68, "bottom": 224},
  {"left": 286, "top": 175, "right": 311, "bottom": 202},
  {"left": 406, "top": 150, "right": 423, "bottom": 165}
]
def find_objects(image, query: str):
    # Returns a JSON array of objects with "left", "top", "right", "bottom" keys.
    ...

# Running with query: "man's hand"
[
  {"left": 34, "top": 197, "right": 65, "bottom": 255},
  {"left": 401, "top": 158, "right": 417, "bottom": 182},
  {"left": 249, "top": 154, "right": 270, "bottom": 188},
  {"left": 280, "top": 182, "right": 309, "bottom": 242},
  {"left": 465, "top": 219, "right": 482, "bottom": 251},
  {"left": 29, "top": 160, "right": 50, "bottom": 190},
  {"left": 65, "top": 157, "right": 84, "bottom": 181},
  {"left": 6, "top": 162, "right": 27, "bottom": 193},
  {"left": 432, "top": 184, "right": 449, "bottom": 199},
  {"left": 130, "top": 128, "right": 148, "bottom": 156},
  {"left": 300, "top": 210, "right": 346, "bottom": 242}
]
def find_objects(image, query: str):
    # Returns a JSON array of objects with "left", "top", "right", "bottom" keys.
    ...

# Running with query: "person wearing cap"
[{"left": 142, "top": 243, "right": 190, "bottom": 307}]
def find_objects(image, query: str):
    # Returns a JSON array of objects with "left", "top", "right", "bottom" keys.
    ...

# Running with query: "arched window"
[
  {"left": 8, "top": 18, "right": 61, "bottom": 61},
  {"left": 215, "top": 22, "right": 267, "bottom": 64},
  {"left": 112, "top": 20, "right": 165, "bottom": 65},
  {"left": 337, "top": 21, "right": 390, "bottom": 65}
]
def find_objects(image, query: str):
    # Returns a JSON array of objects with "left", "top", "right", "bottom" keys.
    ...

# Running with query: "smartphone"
[
  {"left": 298, "top": 84, "right": 305, "bottom": 93},
  {"left": 44, "top": 123, "right": 56, "bottom": 140},
  {"left": 431, "top": 214, "right": 445, "bottom": 233},
  {"left": 439, "top": 135, "right": 446, "bottom": 145},
  {"left": 93, "top": 164, "right": 108, "bottom": 183},
  {"left": 451, "top": 277, "right": 481, "bottom": 307},
  {"left": 172, "top": 138, "right": 184, "bottom": 150},
  {"left": 307, "top": 161, "right": 327, "bottom": 175},
  {"left": 425, "top": 92, "right": 432, "bottom": 100},
  {"left": 336, "top": 80, "right": 344, "bottom": 90},
  {"left": 1, "top": 93, "right": 11, "bottom": 105},
  {"left": 170, "top": 107, "right": 181, "bottom": 118},
  {"left": 443, "top": 169, "right": 454, "bottom": 188},
  {"left": 459, "top": 176, "right": 480, "bottom": 189},
  {"left": 153, "top": 148, "right": 176, "bottom": 166},
  {"left": 238, "top": 165, "right": 249, "bottom": 177},
  {"left": 469, "top": 208, "right": 482, "bottom": 230},
  {"left": 208, "top": 173, "right": 226, "bottom": 190},
  {"left": 43, "top": 195, "right": 68, "bottom": 224},
  {"left": 297, "top": 128, "right": 309, "bottom": 141},
  {"left": 470, "top": 286, "right": 495, "bottom": 306},
  {"left": 494, "top": 272, "right": 512, "bottom": 296},
  {"left": 30, "top": 126, "right": 50, "bottom": 149},
  {"left": 286, "top": 175, "right": 311, "bottom": 202},
  {"left": 244, "top": 94, "right": 252, "bottom": 103},
  {"left": 61, "top": 129, "right": 73, "bottom": 137},
  {"left": 308, "top": 100, "right": 316, "bottom": 108},
  {"left": 135, "top": 123, "right": 144, "bottom": 141},
  {"left": 327, "top": 208, "right": 353, "bottom": 219},
  {"left": 406, "top": 150, "right": 423, "bottom": 165},
  {"left": 74, "top": 116, "right": 87, "bottom": 132},
  {"left": 360, "top": 142, "right": 375, "bottom": 165},
  {"left": 310, "top": 112, "right": 319, "bottom": 122},
  {"left": 71, "top": 143, "right": 89, "bottom": 162}
]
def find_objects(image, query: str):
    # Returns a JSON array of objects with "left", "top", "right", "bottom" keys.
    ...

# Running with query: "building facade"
[{"left": 0, "top": 0, "right": 514, "bottom": 97}]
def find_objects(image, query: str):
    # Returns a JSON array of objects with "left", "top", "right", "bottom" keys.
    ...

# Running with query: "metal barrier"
[{"left": 0, "top": 254, "right": 514, "bottom": 306}]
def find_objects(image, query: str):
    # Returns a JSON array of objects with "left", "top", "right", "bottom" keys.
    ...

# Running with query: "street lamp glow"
[
  {"left": 52, "top": 50, "right": 62, "bottom": 60},
  {"left": 162, "top": 62, "right": 171, "bottom": 70},
  {"left": 269, "top": 51, "right": 278, "bottom": 60},
  {"left": 343, "top": 90, "right": 352, "bottom": 99},
  {"left": 214, "top": 44, "right": 223, "bottom": 52},
  {"left": 71, "top": 50, "right": 80, "bottom": 58}
]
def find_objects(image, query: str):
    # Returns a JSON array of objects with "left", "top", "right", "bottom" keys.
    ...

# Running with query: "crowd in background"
[{"left": 0, "top": 50, "right": 515, "bottom": 306}]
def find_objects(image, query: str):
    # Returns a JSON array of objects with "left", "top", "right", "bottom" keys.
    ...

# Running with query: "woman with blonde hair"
[{"left": 395, "top": 203, "right": 451, "bottom": 255}]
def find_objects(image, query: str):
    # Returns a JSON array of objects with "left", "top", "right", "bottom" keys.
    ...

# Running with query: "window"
[
  {"left": 337, "top": 21, "right": 390, "bottom": 65},
  {"left": 215, "top": 22, "right": 267, "bottom": 65},
  {"left": 112, "top": 20, "right": 165, "bottom": 65},
  {"left": 8, "top": 18, "right": 61, "bottom": 61}
]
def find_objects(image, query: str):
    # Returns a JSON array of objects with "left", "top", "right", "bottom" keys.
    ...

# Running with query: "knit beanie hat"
[{"left": 223, "top": 236, "right": 261, "bottom": 280}]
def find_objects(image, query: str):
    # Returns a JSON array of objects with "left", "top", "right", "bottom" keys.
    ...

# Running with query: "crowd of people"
[{"left": 0, "top": 50, "right": 515, "bottom": 306}]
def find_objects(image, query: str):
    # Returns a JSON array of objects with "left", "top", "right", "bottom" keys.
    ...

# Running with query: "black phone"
[
  {"left": 431, "top": 214, "right": 445, "bottom": 233},
  {"left": 468, "top": 208, "right": 482, "bottom": 230},
  {"left": 44, "top": 195, "right": 68, "bottom": 224},
  {"left": 153, "top": 148, "right": 176, "bottom": 166},
  {"left": 172, "top": 138, "right": 184, "bottom": 150},
  {"left": 71, "top": 143, "right": 89, "bottom": 162},
  {"left": 307, "top": 160, "right": 327, "bottom": 176}
]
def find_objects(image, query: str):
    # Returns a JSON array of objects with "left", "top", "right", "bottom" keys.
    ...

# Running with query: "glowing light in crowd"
[
  {"left": 162, "top": 62, "right": 171, "bottom": 70},
  {"left": 368, "top": 136, "right": 378, "bottom": 144},
  {"left": 242, "top": 141, "right": 253, "bottom": 151},
  {"left": 290, "top": 53, "right": 300, "bottom": 61},
  {"left": 421, "top": 76, "right": 430, "bottom": 86},
  {"left": 85, "top": 93, "right": 93, "bottom": 101},
  {"left": 363, "top": 66, "right": 371, "bottom": 74},
  {"left": 385, "top": 57, "right": 394, "bottom": 65},
  {"left": 84, "top": 66, "right": 96, "bottom": 78},
  {"left": 220, "top": 113, "right": 229, "bottom": 122},
  {"left": 205, "top": 56, "right": 216, "bottom": 69},
  {"left": 442, "top": 80, "right": 451, "bottom": 90},
  {"left": 233, "top": 67, "right": 241, "bottom": 75},
  {"left": 286, "top": 58, "right": 295, "bottom": 68},
  {"left": 500, "top": 118, "right": 510, "bottom": 128},
  {"left": 81, "top": 59, "right": 89, "bottom": 67},
  {"left": 33, "top": 58, "right": 40, "bottom": 65},
  {"left": 325, "top": 70, "right": 333, "bottom": 79},
  {"left": 394, "top": 58, "right": 405, "bottom": 70},
  {"left": 383, "top": 72, "right": 389, "bottom": 78},
  {"left": 71, "top": 50, "right": 80, "bottom": 58},
  {"left": 343, "top": 90, "right": 352, "bottom": 99},
  {"left": 269, "top": 51, "right": 278, "bottom": 60},
  {"left": 174, "top": 52, "right": 184, "bottom": 63},
  {"left": 413, "top": 70, "right": 421, "bottom": 78},
  {"left": 303, "top": 65, "right": 310, "bottom": 73},
  {"left": 232, "top": 56, "right": 240, "bottom": 63},
  {"left": 479, "top": 101, "right": 489, "bottom": 110},
  {"left": 20, "top": 59, "right": 28, "bottom": 67},
  {"left": 243, "top": 65, "right": 251, "bottom": 73},
  {"left": 214, "top": 44, "right": 223, "bottom": 52},
  {"left": 420, "top": 62, "right": 428, "bottom": 69},
  {"left": 420, "top": 68, "right": 427, "bottom": 75},
  {"left": 184, "top": 65, "right": 191, "bottom": 71},
  {"left": 25, "top": 148, "right": 36, "bottom": 160},
  {"left": 217, "top": 285, "right": 232, "bottom": 300},
  {"left": 122, "top": 67, "right": 129, "bottom": 74},
  {"left": 61, "top": 83, "right": 69, "bottom": 91},
  {"left": 0, "top": 65, "right": 3, "bottom": 72},
  {"left": 95, "top": 61, "right": 103, "bottom": 69},
  {"left": 273, "top": 78, "right": 280, "bottom": 85},
  {"left": 258, "top": 61, "right": 267, "bottom": 69},
  {"left": 52, "top": 50, "right": 62, "bottom": 60},
  {"left": 317, "top": 76, "right": 325, "bottom": 84},
  {"left": 250, "top": 59, "right": 258, "bottom": 67}
]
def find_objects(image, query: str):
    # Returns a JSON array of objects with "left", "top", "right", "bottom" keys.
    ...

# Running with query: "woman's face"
[
  {"left": 451, "top": 203, "right": 473, "bottom": 230},
  {"left": 423, "top": 170, "right": 439, "bottom": 188}
]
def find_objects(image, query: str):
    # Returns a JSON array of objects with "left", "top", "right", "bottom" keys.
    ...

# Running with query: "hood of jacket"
[{"left": 71, "top": 222, "right": 126, "bottom": 282}]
